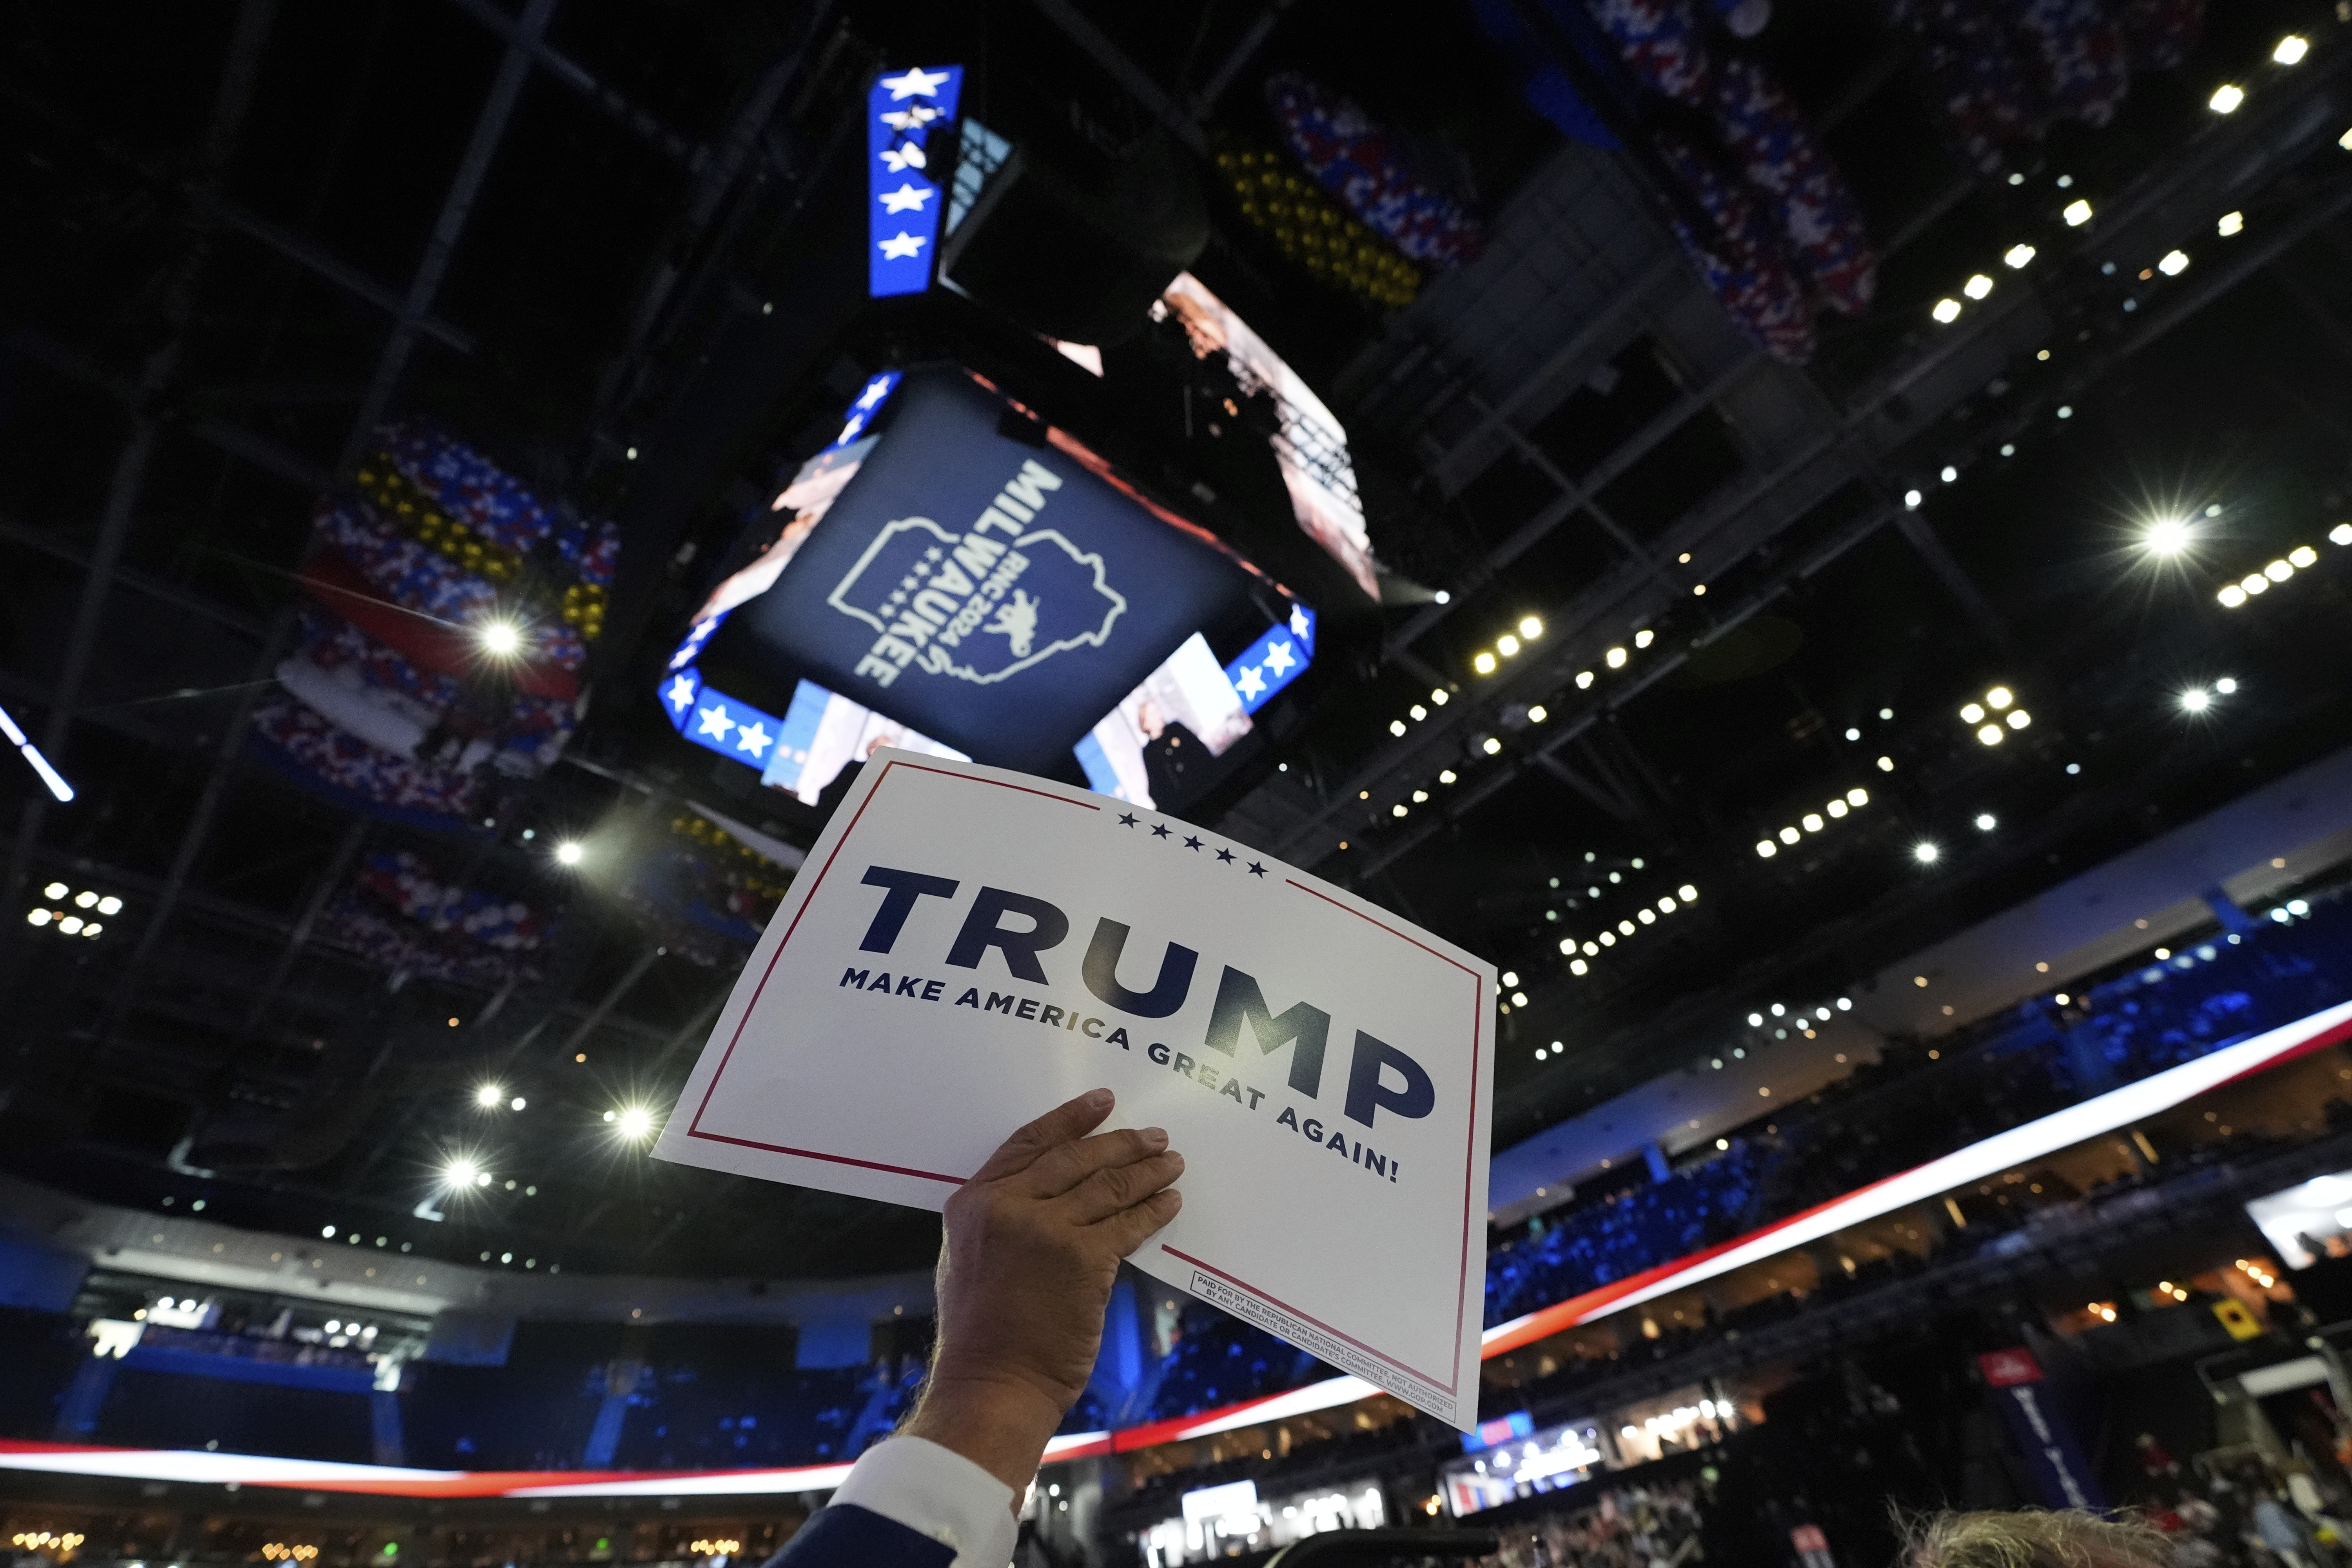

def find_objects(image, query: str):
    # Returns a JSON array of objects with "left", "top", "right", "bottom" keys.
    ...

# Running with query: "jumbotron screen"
[{"left": 664, "top": 364, "right": 1310, "bottom": 786}]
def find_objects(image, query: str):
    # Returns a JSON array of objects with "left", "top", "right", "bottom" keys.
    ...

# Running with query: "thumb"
[{"left": 970, "top": 1088, "right": 1116, "bottom": 1182}]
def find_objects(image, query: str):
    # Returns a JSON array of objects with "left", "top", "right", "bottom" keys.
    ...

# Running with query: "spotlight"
[
  {"left": 98, "top": 895, "right": 121, "bottom": 915},
  {"left": 1756, "top": 840, "right": 1777, "bottom": 858},
  {"left": 1482, "top": 737, "right": 1503, "bottom": 756},
  {"left": 1474, "top": 652, "right": 1497, "bottom": 675},
  {"left": 2210, "top": 84, "right": 2245, "bottom": 113},
  {"left": 1904, "top": 489, "right": 1923, "bottom": 509},
  {"left": 2290, "top": 545, "right": 2318, "bottom": 568},
  {"left": 42, "top": 882, "right": 64, "bottom": 899},
  {"left": 1985, "top": 687, "right": 2013, "bottom": 710},
  {"left": 2218, "top": 211, "right": 2244, "bottom": 237},
  {"left": 1978, "top": 725, "right": 2004, "bottom": 746},
  {"left": 2333, "top": 524, "right": 2352, "bottom": 546},
  {"left": 2004, "top": 243, "right": 2036, "bottom": 268},
  {"left": 1963, "top": 274, "right": 1993, "bottom": 301},
  {"left": 615, "top": 1106, "right": 657, "bottom": 1142},
  {"left": 2142, "top": 519, "right": 2192, "bottom": 555},
  {"left": 2216, "top": 677, "right": 2237, "bottom": 694},
  {"left": 2007, "top": 709, "right": 2031, "bottom": 730},
  {"left": 1430, "top": 688, "right": 1449, "bottom": 705},
  {"left": 2241, "top": 572, "right": 2269, "bottom": 596},
  {"left": 2266, "top": 559, "right": 2293, "bottom": 582},
  {"left": 444, "top": 1159, "right": 481, "bottom": 1190},
  {"left": 1961, "top": 702, "right": 1987, "bottom": 724},
  {"left": 475, "top": 1085, "right": 504, "bottom": 1109},
  {"left": 1635, "top": 628, "right": 1655, "bottom": 648},
  {"left": 1846, "top": 787, "right": 1869, "bottom": 806},
  {"left": 555, "top": 842, "right": 585, "bottom": 866},
  {"left": 1575, "top": 671, "right": 1595, "bottom": 689},
  {"left": 1497, "top": 634, "right": 1521, "bottom": 657},
  {"left": 1877, "top": 756, "right": 1895, "bottom": 772},
  {"left": 1606, "top": 647, "right": 1628, "bottom": 668},
  {"left": 1932, "top": 298, "right": 1962, "bottom": 324},
  {"left": 1518, "top": 615, "right": 1543, "bottom": 639},
  {"left": 1527, "top": 705, "right": 1548, "bottom": 723},
  {"left": 2274, "top": 35, "right": 2309, "bottom": 65},
  {"left": 2218, "top": 584, "right": 2247, "bottom": 607},
  {"left": 1941, "top": 466, "right": 1960, "bottom": 483},
  {"left": 1913, "top": 842, "right": 1941, "bottom": 864},
  {"left": 2157, "top": 250, "right": 2190, "bottom": 276},
  {"left": 2180, "top": 688, "right": 2211, "bottom": 712},
  {"left": 2063, "top": 199, "right": 2093, "bottom": 226},
  {"left": 1975, "top": 813, "right": 1997, "bottom": 831},
  {"left": 475, "top": 620, "right": 525, "bottom": 658}
]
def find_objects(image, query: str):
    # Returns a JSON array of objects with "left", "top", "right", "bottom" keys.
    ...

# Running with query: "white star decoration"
[
  {"left": 1290, "top": 604, "right": 1312, "bottom": 641},
  {"left": 854, "top": 376, "right": 895, "bottom": 409},
  {"left": 1263, "top": 638, "right": 1297, "bottom": 677},
  {"left": 878, "top": 182, "right": 933, "bottom": 214},
  {"left": 1232, "top": 665, "right": 1267, "bottom": 700},
  {"left": 665, "top": 675, "right": 697, "bottom": 713},
  {"left": 695, "top": 704, "right": 736, "bottom": 743},
  {"left": 877, "top": 230, "right": 927, "bottom": 260},
  {"left": 836, "top": 414, "right": 867, "bottom": 444},
  {"left": 880, "top": 144, "right": 927, "bottom": 174},
  {"left": 735, "top": 720, "right": 773, "bottom": 759},
  {"left": 878, "top": 106, "right": 939, "bottom": 130},
  {"left": 878, "top": 67, "right": 949, "bottom": 100}
]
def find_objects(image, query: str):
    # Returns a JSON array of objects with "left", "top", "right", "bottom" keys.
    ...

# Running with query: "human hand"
[{"left": 900, "top": 1087, "right": 1184, "bottom": 1492}]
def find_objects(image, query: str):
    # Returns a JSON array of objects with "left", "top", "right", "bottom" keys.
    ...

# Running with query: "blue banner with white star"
[
  {"left": 867, "top": 66, "right": 963, "bottom": 298},
  {"left": 1224, "top": 603, "right": 1316, "bottom": 714},
  {"left": 661, "top": 666, "right": 789, "bottom": 773}
]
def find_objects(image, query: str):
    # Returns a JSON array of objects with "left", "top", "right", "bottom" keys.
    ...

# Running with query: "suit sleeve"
[{"left": 765, "top": 1437, "right": 1018, "bottom": 1568}]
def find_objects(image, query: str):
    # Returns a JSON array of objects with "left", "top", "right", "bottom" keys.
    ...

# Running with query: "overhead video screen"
[{"left": 704, "top": 367, "right": 1263, "bottom": 774}]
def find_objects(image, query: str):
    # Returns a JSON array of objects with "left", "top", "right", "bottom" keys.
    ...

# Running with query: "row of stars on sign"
[{"left": 1116, "top": 811, "right": 1269, "bottom": 877}]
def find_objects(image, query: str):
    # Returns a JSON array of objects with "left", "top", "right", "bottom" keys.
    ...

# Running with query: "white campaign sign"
[{"left": 655, "top": 750, "right": 1494, "bottom": 1428}]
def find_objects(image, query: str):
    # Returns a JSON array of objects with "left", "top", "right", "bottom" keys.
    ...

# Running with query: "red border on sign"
[
  {"left": 686, "top": 759, "right": 1096, "bottom": 1182},
  {"left": 1152, "top": 880, "right": 1485, "bottom": 1399}
]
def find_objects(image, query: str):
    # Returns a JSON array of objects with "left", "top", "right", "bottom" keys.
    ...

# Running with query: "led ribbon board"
[
  {"left": 1225, "top": 603, "right": 1316, "bottom": 714},
  {"left": 868, "top": 67, "right": 964, "bottom": 297},
  {"left": 714, "top": 368, "right": 1254, "bottom": 773}
]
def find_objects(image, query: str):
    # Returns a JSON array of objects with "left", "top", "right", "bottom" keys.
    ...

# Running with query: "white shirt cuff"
[{"left": 830, "top": 1436, "right": 1018, "bottom": 1568}]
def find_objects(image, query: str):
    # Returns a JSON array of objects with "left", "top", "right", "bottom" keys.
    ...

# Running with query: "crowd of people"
[{"left": 1136, "top": 881, "right": 2350, "bottom": 1431}]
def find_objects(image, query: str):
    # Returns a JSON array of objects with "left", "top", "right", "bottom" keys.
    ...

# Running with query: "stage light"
[
  {"left": 1978, "top": 725, "right": 2004, "bottom": 746},
  {"left": 1391, "top": 803, "right": 1407, "bottom": 817},
  {"left": 2218, "top": 211, "right": 2244, "bottom": 237},
  {"left": 2333, "top": 524, "right": 2352, "bottom": 546},
  {"left": 24, "top": 909, "right": 48, "bottom": 926},
  {"left": 98, "top": 895, "right": 120, "bottom": 915},
  {"left": 1985, "top": 687, "right": 2013, "bottom": 710},
  {"left": 1778, "top": 827, "right": 1799, "bottom": 845},
  {"left": 1519, "top": 615, "right": 1543, "bottom": 639},
  {"left": 42, "top": 882, "right": 64, "bottom": 899},
  {"left": 1497, "top": 634, "right": 1521, "bottom": 657},
  {"left": 1877, "top": 756, "right": 1895, "bottom": 771},
  {"left": 1975, "top": 813, "right": 1997, "bottom": 831},
  {"left": 1904, "top": 489, "right": 1923, "bottom": 508},
  {"left": 2142, "top": 519, "right": 2192, "bottom": 555},
  {"left": 1474, "top": 652, "right": 1497, "bottom": 675},
  {"left": 2063, "top": 199, "right": 2092, "bottom": 226},
  {"left": 1748, "top": 1013, "right": 1764, "bottom": 1027},
  {"left": 2181, "top": 688, "right": 2211, "bottom": 712},
  {"left": 616, "top": 1106, "right": 657, "bottom": 1141},
  {"left": 0, "top": 703, "right": 74, "bottom": 802},
  {"left": 82, "top": 922, "right": 102, "bottom": 938},
  {"left": 1770, "top": 1004, "right": 1785, "bottom": 1016},
  {"left": 475, "top": 619, "right": 525, "bottom": 658},
  {"left": 1802, "top": 813, "right": 1824, "bottom": 833},
  {"left": 1963, "top": 274, "right": 1992, "bottom": 301},
  {"left": 1845, "top": 727, "right": 1860, "bottom": 741},
  {"left": 2004, "top": 243, "right": 2036, "bottom": 268},
  {"left": 1679, "top": 884, "right": 1697, "bottom": 900},
  {"left": 555, "top": 842, "right": 584, "bottom": 866},
  {"left": 1606, "top": 646, "right": 1628, "bottom": 668},
  {"left": 1410, "top": 705, "right": 1427, "bottom": 721},
  {"left": 1932, "top": 298, "right": 1962, "bottom": 324},
  {"left": 475, "top": 1085, "right": 504, "bottom": 1109},
  {"left": 1482, "top": 737, "right": 1502, "bottom": 755},
  {"left": 1389, "top": 720, "right": 1406, "bottom": 737},
  {"left": 1569, "top": 960, "right": 1588, "bottom": 976},
  {"left": 2265, "top": 559, "right": 2293, "bottom": 582},
  {"left": 1438, "top": 769, "right": 1457, "bottom": 784},
  {"left": 1846, "top": 788, "right": 1869, "bottom": 807},
  {"left": 1941, "top": 466, "right": 1959, "bottom": 483},
  {"left": 58, "top": 915, "right": 82, "bottom": 934},
  {"left": 2274, "top": 35, "right": 2309, "bottom": 65},
  {"left": 1634, "top": 629, "right": 1655, "bottom": 649},
  {"left": 2216, "top": 677, "right": 2237, "bottom": 694},
  {"left": 2290, "top": 545, "right": 2318, "bottom": 568},
  {"left": 1528, "top": 705, "right": 1548, "bottom": 723},
  {"left": 1961, "top": 702, "right": 1987, "bottom": 724},
  {"left": 2158, "top": 250, "right": 2189, "bottom": 276},
  {"left": 2241, "top": 572, "right": 2269, "bottom": 596},
  {"left": 1828, "top": 800, "right": 1848, "bottom": 819},
  {"left": 2209, "top": 84, "right": 2244, "bottom": 113},
  {"left": 2218, "top": 584, "right": 2247, "bottom": 607},
  {"left": 1575, "top": 670, "right": 1595, "bottom": 688},
  {"left": 1756, "top": 840, "right": 1777, "bottom": 858},
  {"left": 1914, "top": 842, "right": 1940, "bottom": 864}
]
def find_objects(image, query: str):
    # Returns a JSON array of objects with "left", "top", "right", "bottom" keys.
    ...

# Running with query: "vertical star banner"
[{"left": 867, "top": 65, "right": 964, "bottom": 298}]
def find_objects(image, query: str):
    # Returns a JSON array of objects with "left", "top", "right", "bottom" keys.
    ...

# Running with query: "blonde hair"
[{"left": 1901, "top": 1510, "right": 2174, "bottom": 1568}]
